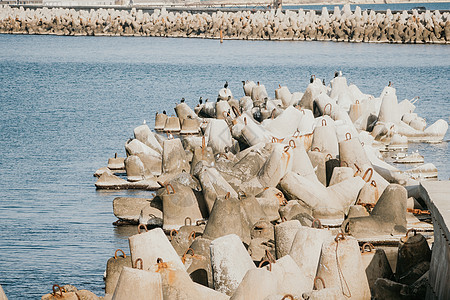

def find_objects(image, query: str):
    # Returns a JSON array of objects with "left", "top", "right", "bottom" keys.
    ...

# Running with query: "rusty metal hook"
[
  {"left": 188, "top": 231, "right": 197, "bottom": 241},
  {"left": 311, "top": 218, "right": 322, "bottom": 229},
  {"left": 114, "top": 249, "right": 126, "bottom": 259},
  {"left": 134, "top": 258, "right": 143, "bottom": 270},
  {"left": 258, "top": 259, "right": 272, "bottom": 271},
  {"left": 335, "top": 232, "right": 345, "bottom": 242},
  {"left": 345, "top": 132, "right": 352, "bottom": 140},
  {"left": 182, "top": 248, "right": 195, "bottom": 264},
  {"left": 185, "top": 217, "right": 192, "bottom": 226},
  {"left": 170, "top": 229, "right": 178, "bottom": 241},
  {"left": 289, "top": 139, "right": 296, "bottom": 148},
  {"left": 314, "top": 276, "right": 326, "bottom": 290},
  {"left": 281, "top": 294, "right": 294, "bottom": 300},
  {"left": 52, "top": 284, "right": 64, "bottom": 297},
  {"left": 362, "top": 168, "right": 373, "bottom": 183},
  {"left": 137, "top": 223, "right": 148, "bottom": 234},
  {"left": 165, "top": 183, "right": 175, "bottom": 194},
  {"left": 322, "top": 118, "right": 327, "bottom": 126},
  {"left": 361, "top": 243, "right": 375, "bottom": 253}
]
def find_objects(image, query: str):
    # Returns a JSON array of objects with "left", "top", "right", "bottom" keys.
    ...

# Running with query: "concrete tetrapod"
[
  {"left": 274, "top": 220, "right": 303, "bottom": 259},
  {"left": 155, "top": 113, "right": 168, "bottom": 131},
  {"left": 105, "top": 249, "right": 133, "bottom": 295},
  {"left": 316, "top": 234, "right": 371, "bottom": 299},
  {"left": 289, "top": 226, "right": 333, "bottom": 289},
  {"left": 112, "top": 267, "right": 163, "bottom": 300},
  {"left": 210, "top": 234, "right": 256, "bottom": 296},
  {"left": 197, "top": 166, "right": 238, "bottom": 214},
  {"left": 128, "top": 227, "right": 185, "bottom": 272},
  {"left": 202, "top": 194, "right": 251, "bottom": 245},
  {"left": 280, "top": 172, "right": 364, "bottom": 223},
  {"left": 124, "top": 155, "right": 147, "bottom": 182},
  {"left": 149, "top": 259, "right": 227, "bottom": 300},
  {"left": 160, "top": 183, "right": 203, "bottom": 230},
  {"left": 346, "top": 184, "right": 408, "bottom": 239},
  {"left": 133, "top": 124, "right": 163, "bottom": 154},
  {"left": 230, "top": 268, "right": 278, "bottom": 300},
  {"left": 162, "top": 138, "right": 190, "bottom": 174},
  {"left": 258, "top": 143, "right": 293, "bottom": 188},
  {"left": 360, "top": 244, "right": 394, "bottom": 295},
  {"left": 267, "top": 255, "right": 311, "bottom": 297},
  {"left": 125, "top": 139, "right": 162, "bottom": 176}
]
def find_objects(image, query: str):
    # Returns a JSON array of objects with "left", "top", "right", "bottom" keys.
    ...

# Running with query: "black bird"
[
  {"left": 224, "top": 81, "right": 228, "bottom": 89},
  {"left": 199, "top": 97, "right": 203, "bottom": 104},
  {"left": 334, "top": 71, "right": 339, "bottom": 78},
  {"left": 388, "top": 81, "right": 393, "bottom": 87},
  {"left": 205, "top": 98, "right": 209, "bottom": 102},
  {"left": 163, "top": 110, "right": 167, "bottom": 115},
  {"left": 310, "top": 75, "right": 315, "bottom": 83},
  {"left": 181, "top": 98, "right": 185, "bottom": 103},
  {"left": 323, "top": 79, "right": 326, "bottom": 86}
]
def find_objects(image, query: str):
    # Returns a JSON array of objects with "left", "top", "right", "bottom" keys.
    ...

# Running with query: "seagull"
[
  {"left": 224, "top": 81, "right": 228, "bottom": 89},
  {"left": 143, "top": 120, "right": 146, "bottom": 124}
]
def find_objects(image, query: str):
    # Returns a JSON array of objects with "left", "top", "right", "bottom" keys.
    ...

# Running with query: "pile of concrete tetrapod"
[
  {"left": 1, "top": 4, "right": 450, "bottom": 43},
  {"left": 38, "top": 72, "right": 447, "bottom": 299}
]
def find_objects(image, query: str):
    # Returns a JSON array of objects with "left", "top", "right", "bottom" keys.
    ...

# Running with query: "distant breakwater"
[{"left": 1, "top": 5, "right": 449, "bottom": 44}]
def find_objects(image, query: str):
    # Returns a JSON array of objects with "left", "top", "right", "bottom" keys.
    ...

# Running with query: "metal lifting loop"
[
  {"left": 281, "top": 295, "right": 294, "bottom": 300},
  {"left": 182, "top": 248, "right": 195, "bottom": 264},
  {"left": 114, "top": 249, "right": 126, "bottom": 259},
  {"left": 134, "top": 258, "right": 143, "bottom": 270},
  {"left": 232, "top": 105, "right": 241, "bottom": 117},
  {"left": 345, "top": 132, "right": 352, "bottom": 140},
  {"left": 225, "top": 192, "right": 230, "bottom": 200},
  {"left": 311, "top": 218, "right": 322, "bottom": 229},
  {"left": 258, "top": 259, "right": 272, "bottom": 271},
  {"left": 371, "top": 180, "right": 377, "bottom": 187},
  {"left": 314, "top": 276, "right": 326, "bottom": 290},
  {"left": 189, "top": 231, "right": 197, "bottom": 241},
  {"left": 157, "top": 258, "right": 163, "bottom": 264},
  {"left": 406, "top": 228, "right": 417, "bottom": 238},
  {"left": 289, "top": 140, "right": 296, "bottom": 148},
  {"left": 137, "top": 223, "right": 148, "bottom": 234},
  {"left": 324, "top": 103, "right": 332, "bottom": 116},
  {"left": 165, "top": 183, "right": 175, "bottom": 194},
  {"left": 312, "top": 147, "right": 321, "bottom": 152},
  {"left": 185, "top": 217, "right": 192, "bottom": 226},
  {"left": 52, "top": 284, "right": 64, "bottom": 297},
  {"left": 362, "top": 168, "right": 373, "bottom": 183},
  {"left": 361, "top": 243, "right": 375, "bottom": 253},
  {"left": 170, "top": 229, "right": 178, "bottom": 241},
  {"left": 335, "top": 232, "right": 345, "bottom": 242},
  {"left": 326, "top": 154, "right": 332, "bottom": 161},
  {"left": 322, "top": 118, "right": 327, "bottom": 126}
]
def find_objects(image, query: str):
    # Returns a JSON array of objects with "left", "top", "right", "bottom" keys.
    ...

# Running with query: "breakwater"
[{"left": 1, "top": 5, "right": 449, "bottom": 43}]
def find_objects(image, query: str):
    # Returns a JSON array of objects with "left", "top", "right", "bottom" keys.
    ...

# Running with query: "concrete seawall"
[
  {"left": 1, "top": 5, "right": 449, "bottom": 43},
  {"left": 420, "top": 181, "right": 450, "bottom": 299}
]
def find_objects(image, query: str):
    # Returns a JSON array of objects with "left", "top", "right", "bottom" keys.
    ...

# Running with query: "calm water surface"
[{"left": 0, "top": 34, "right": 449, "bottom": 298}]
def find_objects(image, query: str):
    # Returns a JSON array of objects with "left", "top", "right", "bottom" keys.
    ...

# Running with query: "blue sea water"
[{"left": 0, "top": 34, "right": 449, "bottom": 298}]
